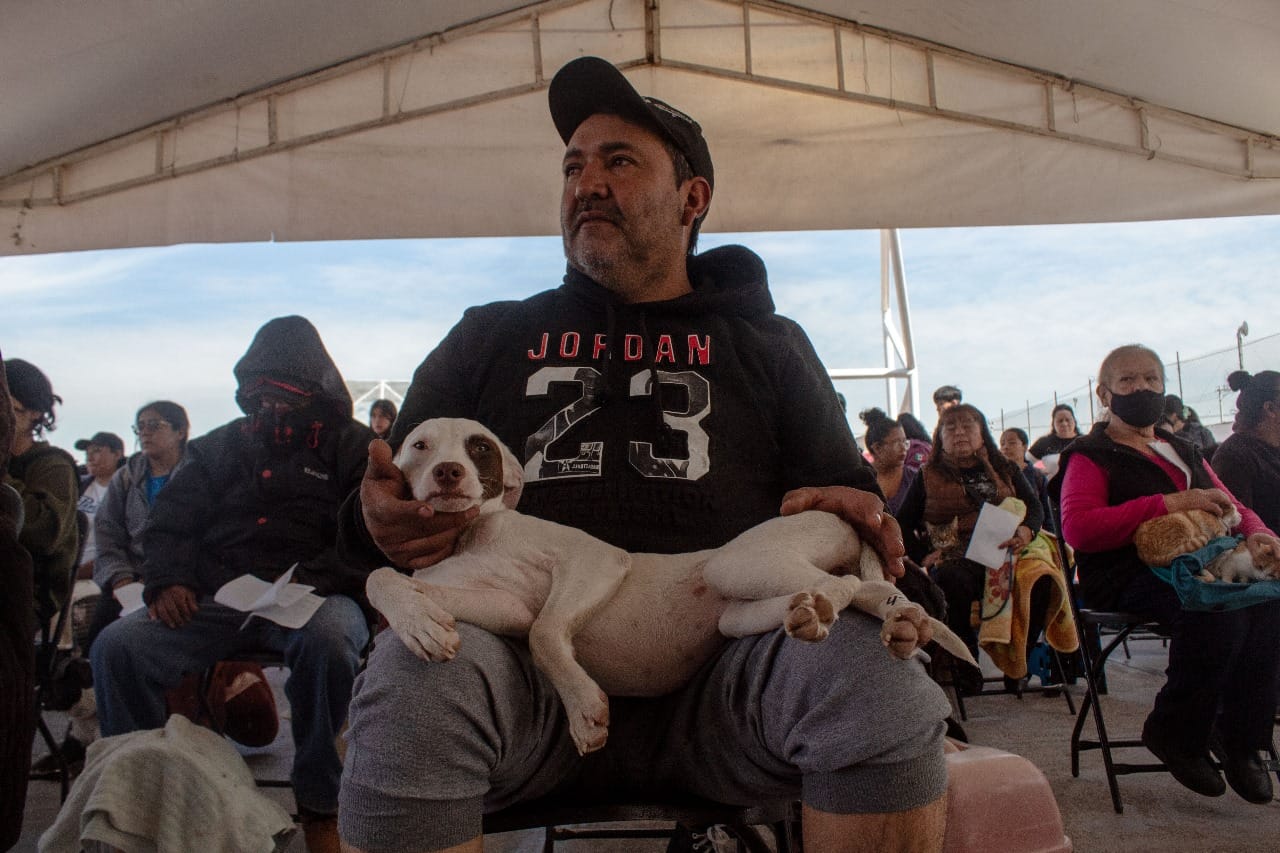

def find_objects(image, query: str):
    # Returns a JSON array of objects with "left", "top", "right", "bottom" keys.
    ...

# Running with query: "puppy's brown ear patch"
[{"left": 467, "top": 434, "right": 505, "bottom": 502}]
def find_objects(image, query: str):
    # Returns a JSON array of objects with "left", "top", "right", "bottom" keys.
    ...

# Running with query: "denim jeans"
[{"left": 91, "top": 593, "right": 368, "bottom": 814}]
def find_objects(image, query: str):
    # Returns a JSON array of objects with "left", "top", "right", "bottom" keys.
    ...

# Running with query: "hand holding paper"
[
  {"left": 965, "top": 502, "right": 1024, "bottom": 569},
  {"left": 113, "top": 581, "right": 146, "bottom": 617},
  {"left": 214, "top": 565, "right": 325, "bottom": 629}
]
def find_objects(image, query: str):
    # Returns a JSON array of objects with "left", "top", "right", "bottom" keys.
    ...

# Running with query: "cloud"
[{"left": 5, "top": 215, "right": 1279, "bottom": 451}]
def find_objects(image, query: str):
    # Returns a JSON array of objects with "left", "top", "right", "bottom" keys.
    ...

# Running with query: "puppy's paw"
[
  {"left": 396, "top": 611, "right": 461, "bottom": 662},
  {"left": 785, "top": 592, "right": 834, "bottom": 642},
  {"left": 565, "top": 688, "right": 610, "bottom": 755},
  {"left": 881, "top": 602, "right": 928, "bottom": 659}
]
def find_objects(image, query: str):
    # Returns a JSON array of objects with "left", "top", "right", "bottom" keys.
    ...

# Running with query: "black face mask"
[
  {"left": 249, "top": 402, "right": 324, "bottom": 450},
  {"left": 1107, "top": 388, "right": 1166, "bottom": 428}
]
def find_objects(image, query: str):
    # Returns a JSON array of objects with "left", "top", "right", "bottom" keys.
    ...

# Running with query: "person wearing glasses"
[
  {"left": 4, "top": 358, "right": 79, "bottom": 625},
  {"left": 860, "top": 406, "right": 916, "bottom": 515},
  {"left": 29, "top": 401, "right": 195, "bottom": 777},
  {"left": 84, "top": 401, "right": 192, "bottom": 648}
]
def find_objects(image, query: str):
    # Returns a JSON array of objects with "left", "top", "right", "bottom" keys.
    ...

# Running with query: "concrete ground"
[{"left": 15, "top": 639, "right": 1280, "bottom": 852}]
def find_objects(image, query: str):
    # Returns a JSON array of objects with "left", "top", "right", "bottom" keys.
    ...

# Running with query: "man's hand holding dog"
[
  {"left": 780, "top": 486, "right": 906, "bottom": 578},
  {"left": 362, "top": 438, "right": 478, "bottom": 570}
]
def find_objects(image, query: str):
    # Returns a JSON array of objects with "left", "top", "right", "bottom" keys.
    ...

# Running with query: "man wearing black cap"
[
  {"left": 74, "top": 431, "right": 125, "bottom": 575},
  {"left": 338, "top": 58, "right": 949, "bottom": 852},
  {"left": 91, "top": 316, "right": 374, "bottom": 853}
]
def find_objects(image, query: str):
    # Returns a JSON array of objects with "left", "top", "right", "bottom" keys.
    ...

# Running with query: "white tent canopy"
[{"left": 4, "top": 0, "right": 1280, "bottom": 257}]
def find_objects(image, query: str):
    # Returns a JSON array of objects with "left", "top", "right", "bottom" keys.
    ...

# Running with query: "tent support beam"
[
  {"left": 830, "top": 228, "right": 919, "bottom": 417},
  {"left": 5, "top": 0, "right": 1278, "bottom": 210}
]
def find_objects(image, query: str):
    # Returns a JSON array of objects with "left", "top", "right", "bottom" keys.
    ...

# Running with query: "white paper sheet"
[
  {"left": 113, "top": 581, "right": 147, "bottom": 616},
  {"left": 964, "top": 502, "right": 1023, "bottom": 569},
  {"left": 213, "top": 565, "right": 324, "bottom": 629}
]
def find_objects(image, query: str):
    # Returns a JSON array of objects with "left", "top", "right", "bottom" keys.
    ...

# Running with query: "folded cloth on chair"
[
  {"left": 38, "top": 714, "right": 293, "bottom": 853},
  {"left": 980, "top": 533, "right": 1079, "bottom": 679},
  {"left": 1154, "top": 536, "right": 1280, "bottom": 612}
]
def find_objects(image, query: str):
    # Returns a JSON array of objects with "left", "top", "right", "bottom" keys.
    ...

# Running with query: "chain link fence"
[{"left": 990, "top": 332, "right": 1280, "bottom": 438}]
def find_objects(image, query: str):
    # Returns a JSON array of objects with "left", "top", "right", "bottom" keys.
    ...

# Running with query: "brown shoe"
[{"left": 300, "top": 813, "right": 340, "bottom": 853}]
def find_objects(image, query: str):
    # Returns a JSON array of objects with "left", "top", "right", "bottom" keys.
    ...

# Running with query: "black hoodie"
[
  {"left": 143, "top": 316, "right": 374, "bottom": 604},
  {"left": 343, "top": 246, "right": 876, "bottom": 561}
]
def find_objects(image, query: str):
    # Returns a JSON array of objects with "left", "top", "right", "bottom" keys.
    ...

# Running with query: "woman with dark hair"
[
  {"left": 4, "top": 358, "right": 79, "bottom": 624},
  {"left": 1211, "top": 369, "right": 1280, "bottom": 532},
  {"left": 859, "top": 407, "right": 916, "bottom": 515},
  {"left": 1056, "top": 345, "right": 1280, "bottom": 804},
  {"left": 1, "top": 353, "right": 37, "bottom": 849},
  {"left": 896, "top": 410, "right": 932, "bottom": 471},
  {"left": 368, "top": 398, "right": 397, "bottom": 441},
  {"left": 1000, "top": 427, "right": 1054, "bottom": 534},
  {"left": 896, "top": 403, "right": 1044, "bottom": 665},
  {"left": 1028, "top": 404, "right": 1081, "bottom": 477}
]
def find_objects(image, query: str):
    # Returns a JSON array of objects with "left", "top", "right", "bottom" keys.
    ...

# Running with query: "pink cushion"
[{"left": 944, "top": 743, "right": 1072, "bottom": 853}]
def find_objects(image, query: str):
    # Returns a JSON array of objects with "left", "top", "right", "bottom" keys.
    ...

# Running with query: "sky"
[{"left": 4, "top": 214, "right": 1280, "bottom": 461}]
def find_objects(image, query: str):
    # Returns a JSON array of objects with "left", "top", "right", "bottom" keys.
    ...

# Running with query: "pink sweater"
[{"left": 1059, "top": 444, "right": 1272, "bottom": 553}]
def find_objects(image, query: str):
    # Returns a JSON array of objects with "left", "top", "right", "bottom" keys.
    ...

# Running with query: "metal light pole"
[{"left": 1237, "top": 321, "right": 1249, "bottom": 369}]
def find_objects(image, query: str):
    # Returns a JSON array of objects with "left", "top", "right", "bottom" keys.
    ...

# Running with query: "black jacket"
[
  {"left": 143, "top": 316, "right": 374, "bottom": 603},
  {"left": 1212, "top": 431, "right": 1280, "bottom": 534},
  {"left": 341, "top": 246, "right": 878, "bottom": 562},
  {"left": 1051, "top": 423, "right": 1210, "bottom": 610}
]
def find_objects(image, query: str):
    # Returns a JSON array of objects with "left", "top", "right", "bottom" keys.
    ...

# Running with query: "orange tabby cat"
[
  {"left": 1134, "top": 508, "right": 1238, "bottom": 567},
  {"left": 1135, "top": 506, "right": 1280, "bottom": 583}
]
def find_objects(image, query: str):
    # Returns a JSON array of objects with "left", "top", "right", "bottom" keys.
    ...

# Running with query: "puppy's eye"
[
  {"left": 412, "top": 440, "right": 427, "bottom": 450},
  {"left": 474, "top": 440, "right": 491, "bottom": 453}
]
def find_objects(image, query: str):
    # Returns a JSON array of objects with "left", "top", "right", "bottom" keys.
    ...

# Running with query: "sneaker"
[
  {"left": 1142, "top": 719, "right": 1224, "bottom": 797},
  {"left": 666, "top": 824, "right": 735, "bottom": 853}
]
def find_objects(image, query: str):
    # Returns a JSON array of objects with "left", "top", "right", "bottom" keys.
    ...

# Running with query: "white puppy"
[{"left": 367, "top": 418, "right": 973, "bottom": 755}]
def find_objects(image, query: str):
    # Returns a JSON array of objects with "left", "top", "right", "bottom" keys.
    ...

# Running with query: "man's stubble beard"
[{"left": 562, "top": 200, "right": 686, "bottom": 302}]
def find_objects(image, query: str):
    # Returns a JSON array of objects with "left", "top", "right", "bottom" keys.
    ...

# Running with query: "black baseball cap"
[
  {"left": 75, "top": 431, "right": 125, "bottom": 454},
  {"left": 549, "top": 56, "right": 714, "bottom": 194}
]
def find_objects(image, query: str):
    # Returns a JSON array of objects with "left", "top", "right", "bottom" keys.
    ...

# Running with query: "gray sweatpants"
[{"left": 339, "top": 610, "right": 950, "bottom": 852}]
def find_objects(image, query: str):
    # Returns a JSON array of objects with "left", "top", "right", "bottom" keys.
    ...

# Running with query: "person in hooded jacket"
[
  {"left": 336, "top": 58, "right": 949, "bottom": 853},
  {"left": 90, "top": 316, "right": 373, "bottom": 853}
]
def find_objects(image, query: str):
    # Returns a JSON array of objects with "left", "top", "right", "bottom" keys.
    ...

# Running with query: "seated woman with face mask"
[{"left": 1054, "top": 344, "right": 1280, "bottom": 806}]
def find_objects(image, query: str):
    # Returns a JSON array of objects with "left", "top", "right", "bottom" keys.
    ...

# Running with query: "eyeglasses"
[{"left": 133, "top": 419, "right": 171, "bottom": 435}]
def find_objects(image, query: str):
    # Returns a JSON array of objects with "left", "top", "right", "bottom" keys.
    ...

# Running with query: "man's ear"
[
  {"left": 680, "top": 176, "right": 712, "bottom": 227},
  {"left": 501, "top": 443, "right": 525, "bottom": 510}
]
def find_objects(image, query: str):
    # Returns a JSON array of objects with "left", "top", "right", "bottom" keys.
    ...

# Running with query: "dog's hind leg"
[
  {"left": 705, "top": 511, "right": 863, "bottom": 640},
  {"left": 528, "top": 545, "right": 631, "bottom": 756},
  {"left": 720, "top": 592, "right": 836, "bottom": 641}
]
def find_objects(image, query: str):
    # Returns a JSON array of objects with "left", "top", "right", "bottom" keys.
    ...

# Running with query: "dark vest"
[{"left": 1052, "top": 424, "right": 1210, "bottom": 610}]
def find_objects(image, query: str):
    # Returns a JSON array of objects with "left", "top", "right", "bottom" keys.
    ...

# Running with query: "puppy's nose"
[{"left": 433, "top": 462, "right": 465, "bottom": 485}]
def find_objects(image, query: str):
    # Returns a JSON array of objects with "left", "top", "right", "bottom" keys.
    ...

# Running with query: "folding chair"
[
  {"left": 944, "top": 643, "right": 1077, "bottom": 723},
  {"left": 29, "top": 510, "right": 90, "bottom": 802},
  {"left": 482, "top": 795, "right": 796, "bottom": 852},
  {"left": 1065, "top": 595, "right": 1168, "bottom": 813}
]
